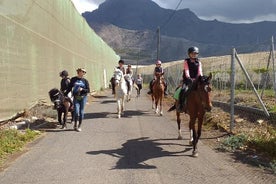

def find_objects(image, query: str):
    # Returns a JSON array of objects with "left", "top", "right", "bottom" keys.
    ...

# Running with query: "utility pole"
[{"left": 157, "top": 26, "right": 160, "bottom": 61}]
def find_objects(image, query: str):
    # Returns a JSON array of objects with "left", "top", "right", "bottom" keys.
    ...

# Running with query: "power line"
[{"left": 160, "top": 0, "right": 183, "bottom": 29}]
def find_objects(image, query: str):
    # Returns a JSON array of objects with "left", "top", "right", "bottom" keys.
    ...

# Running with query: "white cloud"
[{"left": 71, "top": 0, "right": 98, "bottom": 13}]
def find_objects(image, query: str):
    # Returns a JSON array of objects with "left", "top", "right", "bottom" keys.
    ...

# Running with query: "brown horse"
[
  {"left": 176, "top": 74, "right": 212, "bottom": 157},
  {"left": 151, "top": 73, "right": 165, "bottom": 116},
  {"left": 49, "top": 88, "right": 74, "bottom": 129}
]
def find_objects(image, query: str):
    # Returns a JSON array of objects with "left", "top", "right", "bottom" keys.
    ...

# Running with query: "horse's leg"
[
  {"left": 117, "top": 98, "right": 121, "bottom": 118},
  {"left": 155, "top": 97, "right": 159, "bottom": 114},
  {"left": 176, "top": 111, "right": 183, "bottom": 140},
  {"left": 159, "top": 95, "right": 163, "bottom": 116},
  {"left": 57, "top": 110, "right": 62, "bottom": 125},
  {"left": 151, "top": 94, "right": 155, "bottom": 109},
  {"left": 121, "top": 96, "right": 125, "bottom": 114},
  {"left": 189, "top": 116, "right": 198, "bottom": 157},
  {"left": 62, "top": 110, "right": 68, "bottom": 129},
  {"left": 193, "top": 113, "right": 205, "bottom": 156}
]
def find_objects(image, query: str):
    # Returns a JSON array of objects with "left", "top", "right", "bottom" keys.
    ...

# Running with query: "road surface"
[{"left": 0, "top": 90, "right": 274, "bottom": 184}]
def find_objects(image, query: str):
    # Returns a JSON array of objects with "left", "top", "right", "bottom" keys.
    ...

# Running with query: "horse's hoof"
[
  {"left": 192, "top": 151, "right": 198, "bottom": 157},
  {"left": 177, "top": 135, "right": 183, "bottom": 140},
  {"left": 118, "top": 115, "right": 121, "bottom": 118},
  {"left": 160, "top": 112, "right": 163, "bottom": 116}
]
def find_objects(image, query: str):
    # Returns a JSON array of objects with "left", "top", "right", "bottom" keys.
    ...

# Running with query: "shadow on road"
[{"left": 86, "top": 137, "right": 192, "bottom": 169}]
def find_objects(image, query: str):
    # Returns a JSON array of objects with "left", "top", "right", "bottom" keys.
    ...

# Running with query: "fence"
[
  {"left": 0, "top": 0, "right": 119, "bottom": 120},
  {"left": 138, "top": 46, "right": 276, "bottom": 128}
]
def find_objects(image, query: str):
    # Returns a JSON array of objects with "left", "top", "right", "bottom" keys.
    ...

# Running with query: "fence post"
[
  {"left": 271, "top": 36, "right": 276, "bottom": 98},
  {"left": 230, "top": 48, "right": 236, "bottom": 132}
]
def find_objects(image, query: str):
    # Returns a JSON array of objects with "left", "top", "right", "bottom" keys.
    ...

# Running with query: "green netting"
[{"left": 0, "top": 0, "right": 119, "bottom": 120}]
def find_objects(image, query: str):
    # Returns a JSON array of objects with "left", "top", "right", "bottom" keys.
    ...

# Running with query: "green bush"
[{"left": 219, "top": 134, "right": 248, "bottom": 151}]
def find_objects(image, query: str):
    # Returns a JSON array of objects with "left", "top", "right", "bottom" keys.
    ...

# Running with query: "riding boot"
[
  {"left": 147, "top": 80, "right": 153, "bottom": 94},
  {"left": 177, "top": 87, "right": 188, "bottom": 113},
  {"left": 74, "top": 116, "right": 78, "bottom": 130}
]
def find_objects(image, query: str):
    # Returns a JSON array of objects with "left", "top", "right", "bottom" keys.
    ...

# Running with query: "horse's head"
[
  {"left": 113, "top": 68, "right": 124, "bottom": 86},
  {"left": 197, "top": 73, "right": 212, "bottom": 112},
  {"left": 48, "top": 88, "right": 64, "bottom": 109}
]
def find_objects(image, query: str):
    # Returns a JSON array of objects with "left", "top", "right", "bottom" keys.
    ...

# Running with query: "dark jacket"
[
  {"left": 65, "top": 77, "right": 90, "bottom": 97},
  {"left": 60, "top": 77, "right": 70, "bottom": 94}
]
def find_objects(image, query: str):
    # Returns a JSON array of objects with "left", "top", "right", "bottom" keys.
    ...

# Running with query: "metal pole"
[
  {"left": 157, "top": 26, "right": 160, "bottom": 61},
  {"left": 235, "top": 51, "right": 270, "bottom": 117},
  {"left": 260, "top": 49, "right": 271, "bottom": 98},
  {"left": 230, "top": 48, "right": 236, "bottom": 132},
  {"left": 271, "top": 36, "right": 276, "bottom": 98}
]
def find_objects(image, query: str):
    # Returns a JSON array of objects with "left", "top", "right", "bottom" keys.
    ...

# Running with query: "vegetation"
[{"left": 0, "top": 129, "right": 41, "bottom": 165}]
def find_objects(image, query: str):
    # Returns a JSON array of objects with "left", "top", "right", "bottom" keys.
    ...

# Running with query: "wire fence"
[{"left": 138, "top": 47, "right": 276, "bottom": 127}]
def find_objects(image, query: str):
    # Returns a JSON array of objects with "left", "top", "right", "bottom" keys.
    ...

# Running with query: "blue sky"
[{"left": 71, "top": 0, "right": 276, "bottom": 23}]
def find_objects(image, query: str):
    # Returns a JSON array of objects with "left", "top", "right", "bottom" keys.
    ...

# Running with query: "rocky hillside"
[{"left": 83, "top": 0, "right": 276, "bottom": 64}]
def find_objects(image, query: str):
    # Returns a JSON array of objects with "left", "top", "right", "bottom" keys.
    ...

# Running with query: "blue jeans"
[{"left": 73, "top": 95, "right": 87, "bottom": 127}]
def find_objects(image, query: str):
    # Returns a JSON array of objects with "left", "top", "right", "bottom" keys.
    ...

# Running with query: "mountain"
[{"left": 83, "top": 0, "right": 276, "bottom": 64}]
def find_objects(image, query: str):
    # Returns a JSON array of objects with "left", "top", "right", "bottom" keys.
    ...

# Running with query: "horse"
[
  {"left": 48, "top": 88, "right": 74, "bottom": 129},
  {"left": 124, "top": 74, "right": 133, "bottom": 102},
  {"left": 113, "top": 68, "right": 128, "bottom": 118},
  {"left": 175, "top": 74, "right": 212, "bottom": 157},
  {"left": 151, "top": 73, "right": 165, "bottom": 116}
]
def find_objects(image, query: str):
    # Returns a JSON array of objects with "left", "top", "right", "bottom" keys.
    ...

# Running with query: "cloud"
[
  {"left": 154, "top": 0, "right": 276, "bottom": 23},
  {"left": 71, "top": 0, "right": 276, "bottom": 23}
]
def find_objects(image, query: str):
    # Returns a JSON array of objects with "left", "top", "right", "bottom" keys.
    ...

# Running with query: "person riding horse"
[
  {"left": 111, "top": 59, "right": 126, "bottom": 94},
  {"left": 125, "top": 64, "right": 133, "bottom": 92},
  {"left": 148, "top": 60, "right": 168, "bottom": 96},
  {"left": 177, "top": 46, "right": 203, "bottom": 112},
  {"left": 111, "top": 60, "right": 132, "bottom": 95}
]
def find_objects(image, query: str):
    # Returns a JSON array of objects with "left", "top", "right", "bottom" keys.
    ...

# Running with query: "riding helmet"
[
  {"left": 59, "top": 70, "right": 68, "bottom": 77},
  {"left": 156, "top": 60, "right": 162, "bottom": 65},
  {"left": 187, "top": 47, "right": 199, "bottom": 54}
]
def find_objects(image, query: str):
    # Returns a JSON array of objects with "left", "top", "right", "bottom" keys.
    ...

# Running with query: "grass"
[{"left": 0, "top": 129, "right": 41, "bottom": 165}]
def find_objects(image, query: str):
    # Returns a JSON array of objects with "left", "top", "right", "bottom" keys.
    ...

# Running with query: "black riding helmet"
[
  {"left": 59, "top": 70, "right": 69, "bottom": 77},
  {"left": 188, "top": 47, "right": 199, "bottom": 55}
]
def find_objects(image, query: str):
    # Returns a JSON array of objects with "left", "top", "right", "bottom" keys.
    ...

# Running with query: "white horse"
[
  {"left": 124, "top": 74, "right": 133, "bottom": 102},
  {"left": 113, "top": 68, "right": 127, "bottom": 118}
]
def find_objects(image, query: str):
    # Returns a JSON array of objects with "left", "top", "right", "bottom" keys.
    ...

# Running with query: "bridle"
[{"left": 196, "top": 77, "right": 212, "bottom": 111}]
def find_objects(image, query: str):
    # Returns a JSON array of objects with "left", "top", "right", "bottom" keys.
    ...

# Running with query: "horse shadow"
[
  {"left": 86, "top": 137, "right": 192, "bottom": 169},
  {"left": 85, "top": 112, "right": 110, "bottom": 119},
  {"left": 121, "top": 110, "right": 151, "bottom": 118}
]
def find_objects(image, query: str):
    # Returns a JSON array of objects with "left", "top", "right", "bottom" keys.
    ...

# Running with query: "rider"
[
  {"left": 111, "top": 59, "right": 126, "bottom": 94},
  {"left": 178, "top": 46, "right": 203, "bottom": 112},
  {"left": 135, "top": 74, "right": 143, "bottom": 96},
  {"left": 148, "top": 60, "right": 168, "bottom": 96},
  {"left": 125, "top": 64, "right": 133, "bottom": 92},
  {"left": 65, "top": 68, "right": 90, "bottom": 132}
]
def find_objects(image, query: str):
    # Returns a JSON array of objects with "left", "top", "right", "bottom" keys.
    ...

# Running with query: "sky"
[{"left": 71, "top": 0, "right": 276, "bottom": 23}]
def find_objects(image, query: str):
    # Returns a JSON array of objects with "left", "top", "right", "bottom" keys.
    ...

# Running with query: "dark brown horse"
[
  {"left": 151, "top": 73, "right": 165, "bottom": 116},
  {"left": 49, "top": 88, "right": 74, "bottom": 129},
  {"left": 176, "top": 74, "right": 212, "bottom": 157}
]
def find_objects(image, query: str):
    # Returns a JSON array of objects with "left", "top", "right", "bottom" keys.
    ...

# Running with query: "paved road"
[{"left": 0, "top": 90, "right": 274, "bottom": 184}]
